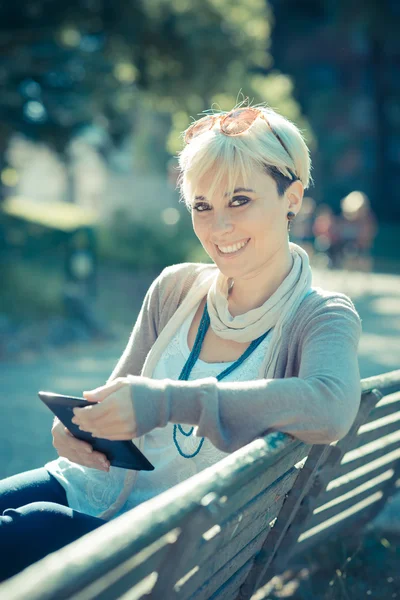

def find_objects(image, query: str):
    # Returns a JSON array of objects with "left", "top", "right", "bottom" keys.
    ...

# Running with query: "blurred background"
[{"left": 0, "top": 1, "right": 400, "bottom": 597}]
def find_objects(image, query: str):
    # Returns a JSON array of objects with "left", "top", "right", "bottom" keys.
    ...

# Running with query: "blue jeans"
[{"left": 0, "top": 468, "right": 106, "bottom": 582}]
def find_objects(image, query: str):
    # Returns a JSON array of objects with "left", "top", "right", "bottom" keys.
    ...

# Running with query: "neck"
[{"left": 227, "top": 244, "right": 293, "bottom": 316}]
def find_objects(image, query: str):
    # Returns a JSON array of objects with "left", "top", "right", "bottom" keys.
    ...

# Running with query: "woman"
[{"left": 0, "top": 104, "right": 362, "bottom": 581}]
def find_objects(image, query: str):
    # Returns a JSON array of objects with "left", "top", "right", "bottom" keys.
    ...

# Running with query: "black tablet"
[{"left": 38, "top": 391, "right": 154, "bottom": 471}]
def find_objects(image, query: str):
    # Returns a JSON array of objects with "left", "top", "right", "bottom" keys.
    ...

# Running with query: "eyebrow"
[{"left": 194, "top": 187, "right": 255, "bottom": 201}]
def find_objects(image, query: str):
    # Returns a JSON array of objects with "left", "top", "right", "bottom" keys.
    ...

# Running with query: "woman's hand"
[
  {"left": 52, "top": 418, "right": 110, "bottom": 472},
  {"left": 71, "top": 377, "right": 137, "bottom": 440}
]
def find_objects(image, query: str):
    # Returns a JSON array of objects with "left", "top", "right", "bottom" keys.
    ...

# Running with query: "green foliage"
[
  {"left": 96, "top": 207, "right": 203, "bottom": 270},
  {"left": 0, "top": 0, "right": 313, "bottom": 169},
  {"left": 0, "top": 254, "right": 65, "bottom": 318}
]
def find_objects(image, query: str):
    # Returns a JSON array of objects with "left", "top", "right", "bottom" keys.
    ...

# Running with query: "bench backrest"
[
  {"left": 1, "top": 433, "right": 313, "bottom": 600},
  {"left": 244, "top": 369, "right": 400, "bottom": 595},
  {"left": 2, "top": 370, "right": 399, "bottom": 600}
]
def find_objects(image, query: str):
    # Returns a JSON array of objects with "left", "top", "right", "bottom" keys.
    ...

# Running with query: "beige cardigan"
[
  {"left": 99, "top": 261, "right": 362, "bottom": 518},
  {"left": 109, "top": 261, "right": 363, "bottom": 448}
]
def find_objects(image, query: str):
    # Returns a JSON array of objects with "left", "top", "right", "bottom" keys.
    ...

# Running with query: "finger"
[
  {"left": 91, "top": 450, "right": 109, "bottom": 463},
  {"left": 84, "top": 452, "right": 110, "bottom": 471},
  {"left": 83, "top": 378, "right": 127, "bottom": 403},
  {"left": 61, "top": 427, "right": 94, "bottom": 453},
  {"left": 72, "top": 402, "right": 112, "bottom": 426},
  {"left": 75, "top": 414, "right": 124, "bottom": 432},
  {"left": 57, "top": 439, "right": 93, "bottom": 457}
]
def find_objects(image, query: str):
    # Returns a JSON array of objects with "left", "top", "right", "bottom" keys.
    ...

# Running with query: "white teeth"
[{"left": 218, "top": 239, "right": 249, "bottom": 254}]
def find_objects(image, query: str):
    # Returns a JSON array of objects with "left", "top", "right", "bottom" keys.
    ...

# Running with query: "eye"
[
  {"left": 192, "top": 196, "right": 250, "bottom": 212},
  {"left": 231, "top": 196, "right": 250, "bottom": 207},
  {"left": 193, "top": 202, "right": 211, "bottom": 212}
]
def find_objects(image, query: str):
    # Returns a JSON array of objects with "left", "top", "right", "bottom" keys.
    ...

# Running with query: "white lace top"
[{"left": 45, "top": 298, "right": 272, "bottom": 519}]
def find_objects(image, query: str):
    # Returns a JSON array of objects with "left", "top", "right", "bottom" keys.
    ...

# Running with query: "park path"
[{"left": 0, "top": 267, "right": 399, "bottom": 480}]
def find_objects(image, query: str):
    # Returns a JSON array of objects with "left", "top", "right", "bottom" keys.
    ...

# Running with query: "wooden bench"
[{"left": 1, "top": 370, "right": 399, "bottom": 600}]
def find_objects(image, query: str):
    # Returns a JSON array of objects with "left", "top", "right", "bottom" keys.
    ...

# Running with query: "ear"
[{"left": 286, "top": 180, "right": 304, "bottom": 215}]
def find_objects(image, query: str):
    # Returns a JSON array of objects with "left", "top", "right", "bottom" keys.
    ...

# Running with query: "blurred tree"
[{"left": 0, "top": 0, "right": 312, "bottom": 193}]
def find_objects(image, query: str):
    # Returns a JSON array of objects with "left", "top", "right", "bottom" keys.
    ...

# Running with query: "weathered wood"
[
  {"left": 337, "top": 436, "right": 400, "bottom": 478},
  {"left": 172, "top": 467, "right": 300, "bottom": 599},
  {"left": 181, "top": 521, "right": 271, "bottom": 600},
  {"left": 361, "top": 369, "right": 400, "bottom": 396},
  {"left": 2, "top": 372, "right": 400, "bottom": 600},
  {"left": 206, "top": 559, "right": 254, "bottom": 600},
  {"left": 364, "top": 391, "right": 400, "bottom": 424},
  {"left": 150, "top": 493, "right": 222, "bottom": 600},
  {"left": 0, "top": 435, "right": 307, "bottom": 600},
  {"left": 69, "top": 538, "right": 170, "bottom": 600},
  {"left": 246, "top": 388, "right": 387, "bottom": 591},
  {"left": 189, "top": 531, "right": 267, "bottom": 600},
  {"left": 355, "top": 414, "right": 400, "bottom": 449},
  {"left": 237, "top": 444, "right": 333, "bottom": 598},
  {"left": 149, "top": 443, "right": 309, "bottom": 600},
  {"left": 346, "top": 428, "right": 400, "bottom": 460}
]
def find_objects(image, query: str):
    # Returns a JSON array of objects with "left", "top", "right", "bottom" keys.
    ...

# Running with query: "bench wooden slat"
[
  {"left": 188, "top": 531, "right": 266, "bottom": 600},
  {"left": 317, "top": 465, "right": 395, "bottom": 507},
  {"left": 337, "top": 438, "right": 400, "bottom": 477},
  {"left": 183, "top": 522, "right": 270, "bottom": 600},
  {"left": 248, "top": 388, "right": 386, "bottom": 586},
  {"left": 327, "top": 446, "right": 400, "bottom": 490},
  {"left": 179, "top": 514, "right": 273, "bottom": 599},
  {"left": 150, "top": 442, "right": 309, "bottom": 600},
  {"left": 363, "top": 391, "right": 400, "bottom": 424},
  {"left": 206, "top": 559, "right": 254, "bottom": 600},
  {"left": 354, "top": 414, "right": 400, "bottom": 447},
  {"left": 68, "top": 534, "right": 175, "bottom": 600},
  {"left": 236, "top": 444, "right": 334, "bottom": 599},
  {"left": 174, "top": 467, "right": 300, "bottom": 598},
  {"left": 342, "top": 429, "right": 400, "bottom": 464}
]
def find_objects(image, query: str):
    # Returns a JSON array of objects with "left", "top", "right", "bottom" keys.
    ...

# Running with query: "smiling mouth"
[{"left": 215, "top": 238, "right": 250, "bottom": 257}]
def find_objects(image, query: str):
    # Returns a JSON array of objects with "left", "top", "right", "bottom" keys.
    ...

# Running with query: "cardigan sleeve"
[
  {"left": 105, "top": 263, "right": 207, "bottom": 382},
  {"left": 127, "top": 297, "right": 362, "bottom": 451}
]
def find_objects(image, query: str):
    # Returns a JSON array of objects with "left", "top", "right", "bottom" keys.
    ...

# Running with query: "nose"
[{"left": 210, "top": 210, "right": 234, "bottom": 237}]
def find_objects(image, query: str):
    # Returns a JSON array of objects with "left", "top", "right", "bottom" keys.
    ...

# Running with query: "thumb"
[{"left": 83, "top": 378, "right": 126, "bottom": 403}]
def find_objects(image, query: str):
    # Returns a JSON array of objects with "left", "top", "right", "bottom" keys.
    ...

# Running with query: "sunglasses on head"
[{"left": 184, "top": 107, "right": 296, "bottom": 175}]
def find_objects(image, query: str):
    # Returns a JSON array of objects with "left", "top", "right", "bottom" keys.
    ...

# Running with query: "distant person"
[
  {"left": 312, "top": 203, "right": 341, "bottom": 268},
  {"left": 0, "top": 103, "right": 362, "bottom": 581},
  {"left": 338, "top": 191, "right": 378, "bottom": 271}
]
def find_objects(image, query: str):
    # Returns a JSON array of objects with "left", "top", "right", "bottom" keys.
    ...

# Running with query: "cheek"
[
  {"left": 192, "top": 216, "right": 209, "bottom": 241},
  {"left": 248, "top": 207, "right": 282, "bottom": 242}
]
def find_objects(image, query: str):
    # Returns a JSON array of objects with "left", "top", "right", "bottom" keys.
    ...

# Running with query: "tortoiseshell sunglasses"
[{"left": 184, "top": 107, "right": 294, "bottom": 165}]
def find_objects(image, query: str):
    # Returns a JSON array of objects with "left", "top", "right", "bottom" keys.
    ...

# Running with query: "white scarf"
[{"left": 206, "top": 242, "right": 312, "bottom": 376}]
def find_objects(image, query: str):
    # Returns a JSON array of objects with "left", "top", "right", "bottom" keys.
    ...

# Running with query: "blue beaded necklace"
[{"left": 173, "top": 300, "right": 270, "bottom": 458}]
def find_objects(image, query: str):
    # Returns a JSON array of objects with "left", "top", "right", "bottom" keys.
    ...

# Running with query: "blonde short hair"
[{"left": 177, "top": 104, "right": 312, "bottom": 210}]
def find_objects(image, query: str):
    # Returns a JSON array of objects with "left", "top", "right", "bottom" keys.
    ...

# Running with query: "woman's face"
[{"left": 189, "top": 167, "right": 302, "bottom": 279}]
